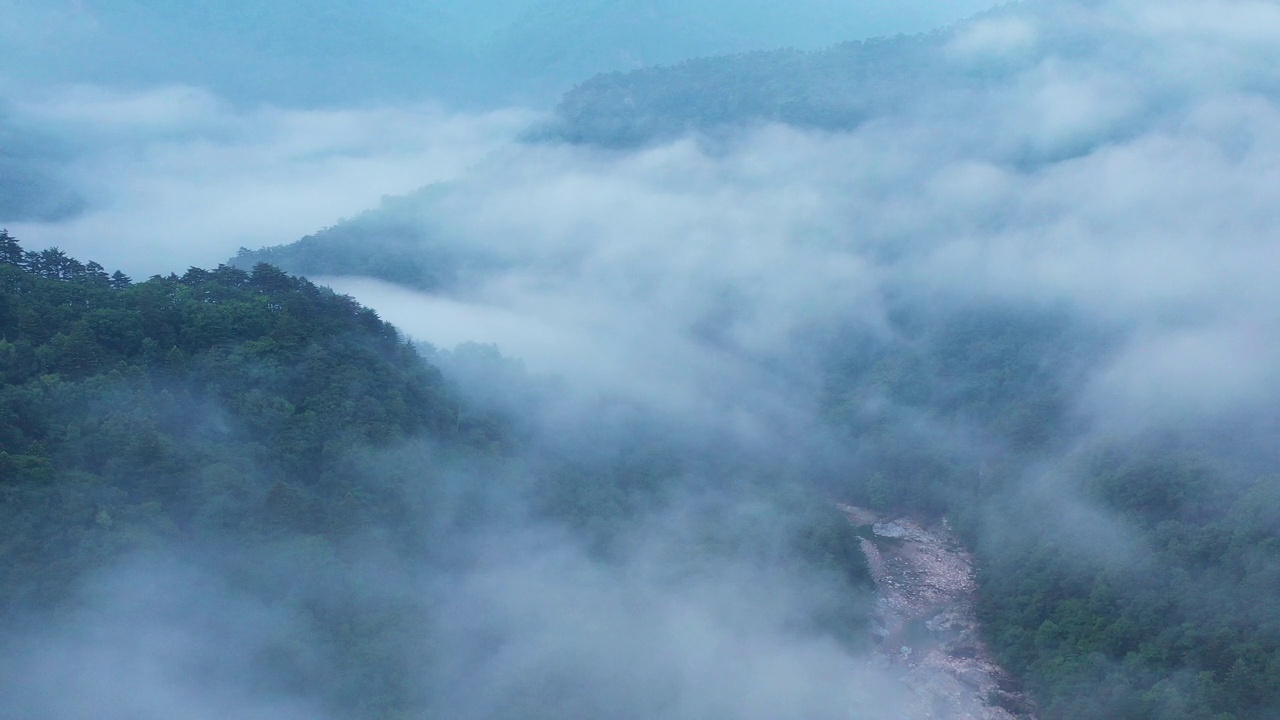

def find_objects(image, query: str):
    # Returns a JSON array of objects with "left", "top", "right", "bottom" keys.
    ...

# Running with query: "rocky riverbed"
[{"left": 840, "top": 505, "right": 1038, "bottom": 720}]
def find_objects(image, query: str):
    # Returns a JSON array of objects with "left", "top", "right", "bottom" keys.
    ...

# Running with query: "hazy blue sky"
[
  {"left": 0, "top": 0, "right": 1005, "bottom": 236},
  {"left": 0, "top": 0, "right": 1003, "bottom": 104}
]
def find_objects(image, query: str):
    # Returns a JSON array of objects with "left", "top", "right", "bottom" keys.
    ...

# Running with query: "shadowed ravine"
[{"left": 841, "top": 505, "right": 1038, "bottom": 720}]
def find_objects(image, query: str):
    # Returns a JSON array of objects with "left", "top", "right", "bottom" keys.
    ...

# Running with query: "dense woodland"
[
  {"left": 0, "top": 229, "right": 484, "bottom": 717},
  {"left": 0, "top": 230, "right": 870, "bottom": 719},
  {"left": 11, "top": 186, "right": 1280, "bottom": 720},
  {"left": 822, "top": 308, "right": 1280, "bottom": 719}
]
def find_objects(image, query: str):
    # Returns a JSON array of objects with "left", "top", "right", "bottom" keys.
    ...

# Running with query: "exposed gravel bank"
[{"left": 840, "top": 505, "right": 1038, "bottom": 720}]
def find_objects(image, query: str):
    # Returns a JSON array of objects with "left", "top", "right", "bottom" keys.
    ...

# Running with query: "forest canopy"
[{"left": 0, "top": 230, "right": 873, "bottom": 719}]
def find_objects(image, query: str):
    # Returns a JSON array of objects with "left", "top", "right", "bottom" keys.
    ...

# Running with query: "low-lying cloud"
[
  {"left": 427, "top": 515, "right": 900, "bottom": 720},
  {"left": 308, "top": 0, "right": 1280, "bottom": 581},
  {"left": 1, "top": 84, "right": 534, "bottom": 275},
  {"left": 6, "top": 1, "right": 1280, "bottom": 717}
]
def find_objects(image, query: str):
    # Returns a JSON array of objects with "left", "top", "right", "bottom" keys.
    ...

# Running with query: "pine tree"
[
  {"left": 84, "top": 261, "right": 111, "bottom": 285},
  {"left": 0, "top": 230, "right": 23, "bottom": 267}
]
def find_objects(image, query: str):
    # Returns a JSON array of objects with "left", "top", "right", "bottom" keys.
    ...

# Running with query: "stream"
[{"left": 840, "top": 505, "right": 1038, "bottom": 720}]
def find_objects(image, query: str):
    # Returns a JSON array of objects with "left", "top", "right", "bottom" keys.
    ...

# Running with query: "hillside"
[
  {"left": 231, "top": 185, "right": 1280, "bottom": 719},
  {"left": 535, "top": 0, "right": 1278, "bottom": 151},
  {"left": 0, "top": 230, "right": 873, "bottom": 718},
  {"left": 0, "top": 230, "right": 482, "bottom": 715},
  {"left": 223, "top": 0, "right": 1280, "bottom": 712}
]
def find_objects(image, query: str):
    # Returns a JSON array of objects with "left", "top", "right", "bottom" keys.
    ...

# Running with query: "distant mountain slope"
[
  {"left": 536, "top": 33, "right": 952, "bottom": 146},
  {"left": 534, "top": 1, "right": 1198, "bottom": 148},
  {"left": 220, "top": 1, "right": 1280, "bottom": 714},
  {"left": 0, "top": 230, "right": 470, "bottom": 608},
  {"left": 0, "top": 230, "right": 486, "bottom": 715},
  {"left": 229, "top": 187, "right": 495, "bottom": 291}
]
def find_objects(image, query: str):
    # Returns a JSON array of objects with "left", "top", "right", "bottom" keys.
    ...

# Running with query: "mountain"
[
  {"left": 535, "top": 0, "right": 1253, "bottom": 150},
  {"left": 230, "top": 186, "right": 488, "bottom": 292},
  {"left": 536, "top": 33, "right": 946, "bottom": 146},
  {"left": 0, "top": 231, "right": 873, "bottom": 718},
  {"left": 227, "top": 2, "right": 1280, "bottom": 716},
  {"left": 232, "top": 174, "right": 1280, "bottom": 720}
]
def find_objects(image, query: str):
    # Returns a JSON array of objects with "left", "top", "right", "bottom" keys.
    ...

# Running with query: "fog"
[
  {"left": 425, "top": 514, "right": 904, "bottom": 720},
  {"left": 1, "top": 87, "right": 533, "bottom": 273},
  {"left": 4, "top": 0, "right": 1280, "bottom": 718}
]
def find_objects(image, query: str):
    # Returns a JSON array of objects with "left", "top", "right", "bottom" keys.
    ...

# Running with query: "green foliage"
[
  {"left": 822, "top": 300, "right": 1280, "bottom": 719},
  {"left": 0, "top": 234, "right": 489, "bottom": 716},
  {"left": 823, "top": 304, "right": 1100, "bottom": 515},
  {"left": 2, "top": 233, "right": 877, "bottom": 718},
  {"left": 971, "top": 445, "right": 1280, "bottom": 720},
  {"left": 0, "top": 241, "right": 473, "bottom": 570}
]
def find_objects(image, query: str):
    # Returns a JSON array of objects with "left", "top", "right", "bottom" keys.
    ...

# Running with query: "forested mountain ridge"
[
  {"left": 0, "top": 229, "right": 494, "bottom": 715},
  {"left": 232, "top": 180, "right": 1280, "bottom": 718},
  {"left": 822, "top": 310, "right": 1280, "bottom": 719},
  {"left": 535, "top": 0, "right": 1280, "bottom": 150},
  {"left": 0, "top": 230, "right": 874, "bottom": 718},
  {"left": 536, "top": 33, "right": 947, "bottom": 146}
]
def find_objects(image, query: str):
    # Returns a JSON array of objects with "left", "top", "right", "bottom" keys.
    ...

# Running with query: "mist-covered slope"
[
  {"left": 228, "top": 1, "right": 1280, "bottom": 717},
  {"left": 0, "top": 231, "right": 476, "bottom": 715},
  {"left": 230, "top": 187, "right": 487, "bottom": 292},
  {"left": 540, "top": 0, "right": 1280, "bottom": 148},
  {"left": 0, "top": 232, "right": 877, "bottom": 719},
  {"left": 9, "top": 0, "right": 1280, "bottom": 718}
]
